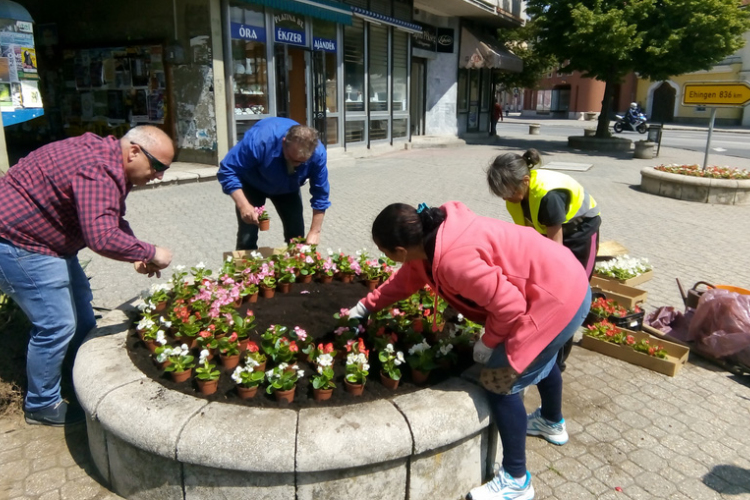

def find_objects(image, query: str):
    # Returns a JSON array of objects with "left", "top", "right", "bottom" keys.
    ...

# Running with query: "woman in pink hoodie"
[{"left": 348, "top": 201, "right": 591, "bottom": 500}]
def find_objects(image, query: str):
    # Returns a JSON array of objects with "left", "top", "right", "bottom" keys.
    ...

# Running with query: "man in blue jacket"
[{"left": 218, "top": 118, "right": 331, "bottom": 249}]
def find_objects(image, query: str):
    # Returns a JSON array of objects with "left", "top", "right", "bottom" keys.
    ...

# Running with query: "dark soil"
[{"left": 127, "top": 279, "right": 474, "bottom": 409}]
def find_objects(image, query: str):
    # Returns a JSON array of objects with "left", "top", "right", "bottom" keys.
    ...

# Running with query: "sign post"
[{"left": 682, "top": 81, "right": 750, "bottom": 170}]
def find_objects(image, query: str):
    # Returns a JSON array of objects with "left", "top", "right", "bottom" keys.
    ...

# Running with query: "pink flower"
[
  {"left": 339, "top": 308, "right": 350, "bottom": 316},
  {"left": 294, "top": 326, "right": 308, "bottom": 341}
]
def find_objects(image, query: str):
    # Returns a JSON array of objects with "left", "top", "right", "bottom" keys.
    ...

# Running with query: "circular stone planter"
[
  {"left": 568, "top": 135, "right": 632, "bottom": 152},
  {"left": 640, "top": 167, "right": 750, "bottom": 205},
  {"left": 74, "top": 306, "right": 500, "bottom": 500}
]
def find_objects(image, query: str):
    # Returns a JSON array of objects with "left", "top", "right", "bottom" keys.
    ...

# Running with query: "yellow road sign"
[{"left": 683, "top": 82, "right": 750, "bottom": 107}]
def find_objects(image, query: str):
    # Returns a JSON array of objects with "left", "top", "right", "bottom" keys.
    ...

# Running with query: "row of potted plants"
[
  {"left": 583, "top": 320, "right": 668, "bottom": 358},
  {"left": 594, "top": 255, "right": 652, "bottom": 281}
]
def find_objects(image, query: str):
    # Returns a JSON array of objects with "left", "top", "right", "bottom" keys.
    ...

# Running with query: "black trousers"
[{"left": 235, "top": 184, "right": 305, "bottom": 251}]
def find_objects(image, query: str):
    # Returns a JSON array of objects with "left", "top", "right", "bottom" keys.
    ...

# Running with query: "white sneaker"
[
  {"left": 467, "top": 468, "right": 535, "bottom": 500},
  {"left": 526, "top": 407, "right": 568, "bottom": 445}
]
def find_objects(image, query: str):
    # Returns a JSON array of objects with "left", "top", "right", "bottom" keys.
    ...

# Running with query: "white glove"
[
  {"left": 348, "top": 302, "right": 369, "bottom": 320},
  {"left": 473, "top": 338, "right": 494, "bottom": 364}
]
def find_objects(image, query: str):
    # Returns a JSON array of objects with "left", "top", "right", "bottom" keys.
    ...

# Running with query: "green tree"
[
  {"left": 493, "top": 24, "right": 557, "bottom": 91},
  {"left": 527, "top": 0, "right": 750, "bottom": 137}
]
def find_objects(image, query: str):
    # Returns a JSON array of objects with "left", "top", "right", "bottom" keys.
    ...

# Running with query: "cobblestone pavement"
[{"left": 2, "top": 131, "right": 750, "bottom": 500}]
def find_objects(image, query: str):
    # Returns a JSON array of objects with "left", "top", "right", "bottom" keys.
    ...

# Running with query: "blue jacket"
[{"left": 218, "top": 117, "right": 331, "bottom": 211}]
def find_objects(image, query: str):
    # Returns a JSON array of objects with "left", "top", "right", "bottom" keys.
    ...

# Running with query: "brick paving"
[{"left": 2, "top": 131, "right": 750, "bottom": 500}]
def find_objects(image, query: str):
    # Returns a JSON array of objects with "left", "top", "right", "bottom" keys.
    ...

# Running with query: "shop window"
[
  {"left": 392, "top": 118, "right": 407, "bottom": 138},
  {"left": 368, "top": 24, "right": 388, "bottom": 112},
  {"left": 392, "top": 30, "right": 407, "bottom": 112},
  {"left": 458, "top": 69, "right": 468, "bottom": 112},
  {"left": 344, "top": 18, "right": 365, "bottom": 113},
  {"left": 468, "top": 70, "right": 480, "bottom": 129},
  {"left": 345, "top": 119, "right": 365, "bottom": 143},
  {"left": 369, "top": 119, "right": 388, "bottom": 141},
  {"left": 481, "top": 69, "right": 490, "bottom": 111},
  {"left": 230, "top": 3, "right": 269, "bottom": 118}
]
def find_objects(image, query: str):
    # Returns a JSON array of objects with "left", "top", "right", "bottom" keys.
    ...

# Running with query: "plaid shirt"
[{"left": 0, "top": 133, "right": 155, "bottom": 262}]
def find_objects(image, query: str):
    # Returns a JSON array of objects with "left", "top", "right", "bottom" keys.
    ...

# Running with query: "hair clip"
[{"left": 416, "top": 203, "right": 429, "bottom": 214}]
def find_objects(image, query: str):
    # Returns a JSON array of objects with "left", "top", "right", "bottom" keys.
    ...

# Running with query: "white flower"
[
  {"left": 439, "top": 344, "right": 454, "bottom": 356},
  {"left": 327, "top": 248, "right": 334, "bottom": 256},
  {"left": 265, "top": 369, "right": 274, "bottom": 379},
  {"left": 174, "top": 265, "right": 186, "bottom": 271},
  {"left": 180, "top": 344, "right": 189, "bottom": 354},
  {"left": 317, "top": 353, "right": 334, "bottom": 367},
  {"left": 231, "top": 366, "right": 244, "bottom": 384},
  {"left": 297, "top": 369, "right": 305, "bottom": 378},
  {"left": 395, "top": 352, "right": 405, "bottom": 365},
  {"left": 137, "top": 317, "right": 155, "bottom": 331},
  {"left": 199, "top": 349, "right": 210, "bottom": 364},
  {"left": 408, "top": 340, "right": 431, "bottom": 355},
  {"left": 457, "top": 313, "right": 465, "bottom": 322},
  {"left": 385, "top": 344, "right": 395, "bottom": 353},
  {"left": 245, "top": 357, "right": 259, "bottom": 368},
  {"left": 250, "top": 250, "right": 263, "bottom": 259},
  {"left": 156, "top": 330, "right": 167, "bottom": 345},
  {"left": 226, "top": 255, "right": 233, "bottom": 262},
  {"left": 195, "top": 262, "right": 206, "bottom": 270},
  {"left": 362, "top": 363, "right": 370, "bottom": 372},
  {"left": 317, "top": 365, "right": 324, "bottom": 374}
]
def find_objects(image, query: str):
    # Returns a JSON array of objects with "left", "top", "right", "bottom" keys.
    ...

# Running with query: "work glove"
[
  {"left": 473, "top": 338, "right": 494, "bottom": 364},
  {"left": 348, "top": 302, "right": 369, "bottom": 320}
]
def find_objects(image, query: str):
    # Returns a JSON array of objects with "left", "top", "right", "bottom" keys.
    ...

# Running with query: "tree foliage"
[
  {"left": 493, "top": 24, "right": 557, "bottom": 91},
  {"left": 526, "top": 0, "right": 750, "bottom": 135}
]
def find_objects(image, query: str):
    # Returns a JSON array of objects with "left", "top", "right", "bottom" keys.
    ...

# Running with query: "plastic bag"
[{"left": 688, "top": 289, "right": 750, "bottom": 360}]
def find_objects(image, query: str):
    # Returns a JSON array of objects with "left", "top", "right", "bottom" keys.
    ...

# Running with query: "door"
[
  {"left": 275, "top": 45, "right": 308, "bottom": 125},
  {"left": 651, "top": 82, "right": 676, "bottom": 123},
  {"left": 410, "top": 58, "right": 426, "bottom": 136},
  {"left": 311, "top": 50, "right": 327, "bottom": 145}
]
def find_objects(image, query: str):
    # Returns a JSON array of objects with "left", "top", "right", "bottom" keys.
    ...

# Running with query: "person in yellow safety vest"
[{"left": 486, "top": 148, "right": 601, "bottom": 372}]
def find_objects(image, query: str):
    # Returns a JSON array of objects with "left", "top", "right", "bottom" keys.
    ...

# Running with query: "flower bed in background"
[{"left": 655, "top": 164, "right": 750, "bottom": 180}]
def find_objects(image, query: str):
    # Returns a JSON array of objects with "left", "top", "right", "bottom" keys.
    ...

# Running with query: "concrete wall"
[{"left": 413, "top": 12, "right": 459, "bottom": 136}]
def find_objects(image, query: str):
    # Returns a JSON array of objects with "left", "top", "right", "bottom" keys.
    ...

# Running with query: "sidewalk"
[{"left": 2, "top": 135, "right": 750, "bottom": 500}]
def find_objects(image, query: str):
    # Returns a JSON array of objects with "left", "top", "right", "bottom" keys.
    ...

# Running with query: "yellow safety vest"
[{"left": 506, "top": 169, "right": 598, "bottom": 235}]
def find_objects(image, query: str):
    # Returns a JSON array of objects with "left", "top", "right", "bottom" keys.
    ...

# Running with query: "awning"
[
  {"left": 241, "top": 0, "right": 353, "bottom": 25},
  {"left": 459, "top": 26, "right": 522, "bottom": 72},
  {"left": 351, "top": 6, "right": 422, "bottom": 34}
]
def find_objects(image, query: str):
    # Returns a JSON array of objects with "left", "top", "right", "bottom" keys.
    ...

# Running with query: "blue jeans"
[{"left": 0, "top": 239, "right": 96, "bottom": 412}]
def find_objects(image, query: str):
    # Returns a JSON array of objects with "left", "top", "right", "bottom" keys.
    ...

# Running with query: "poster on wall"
[
  {"left": 20, "top": 47, "right": 36, "bottom": 74},
  {"left": 148, "top": 91, "right": 165, "bottom": 121},
  {"left": 131, "top": 88, "right": 149, "bottom": 121},
  {"left": 20, "top": 80, "right": 41, "bottom": 107}
]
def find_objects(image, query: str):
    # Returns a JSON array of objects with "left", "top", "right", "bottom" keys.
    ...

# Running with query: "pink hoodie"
[{"left": 362, "top": 201, "right": 589, "bottom": 373}]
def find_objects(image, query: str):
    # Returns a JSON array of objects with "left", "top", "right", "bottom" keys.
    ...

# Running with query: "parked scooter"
[{"left": 613, "top": 111, "right": 648, "bottom": 134}]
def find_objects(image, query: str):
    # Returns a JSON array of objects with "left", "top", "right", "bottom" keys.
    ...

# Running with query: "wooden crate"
[
  {"left": 593, "top": 269, "right": 654, "bottom": 287},
  {"left": 590, "top": 276, "right": 647, "bottom": 310},
  {"left": 580, "top": 329, "right": 689, "bottom": 377}
]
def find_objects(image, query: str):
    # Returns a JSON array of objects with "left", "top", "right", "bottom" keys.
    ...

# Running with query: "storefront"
[{"left": 224, "top": 0, "right": 418, "bottom": 149}]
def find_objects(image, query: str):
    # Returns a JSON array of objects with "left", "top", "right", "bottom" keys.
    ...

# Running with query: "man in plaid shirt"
[{"left": 0, "top": 125, "right": 174, "bottom": 426}]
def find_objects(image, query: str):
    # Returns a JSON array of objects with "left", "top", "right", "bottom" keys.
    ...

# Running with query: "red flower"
[
  {"left": 195, "top": 312, "right": 202, "bottom": 320},
  {"left": 247, "top": 341, "right": 259, "bottom": 353},
  {"left": 626, "top": 335, "right": 635, "bottom": 345},
  {"left": 199, "top": 330, "right": 211, "bottom": 339},
  {"left": 229, "top": 332, "right": 238, "bottom": 343},
  {"left": 289, "top": 341, "right": 299, "bottom": 353},
  {"left": 323, "top": 343, "right": 334, "bottom": 354}
]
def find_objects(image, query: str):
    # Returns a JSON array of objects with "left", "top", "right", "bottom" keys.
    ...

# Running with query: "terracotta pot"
[
  {"left": 248, "top": 292, "right": 259, "bottom": 303},
  {"left": 318, "top": 274, "right": 333, "bottom": 284},
  {"left": 380, "top": 371, "right": 400, "bottom": 390},
  {"left": 313, "top": 388, "right": 333, "bottom": 401},
  {"left": 259, "top": 219, "right": 270, "bottom": 231},
  {"left": 238, "top": 339, "right": 249, "bottom": 353},
  {"left": 275, "top": 387, "right": 295, "bottom": 403},
  {"left": 278, "top": 282, "right": 292, "bottom": 294},
  {"left": 298, "top": 274, "right": 313, "bottom": 283},
  {"left": 220, "top": 353, "right": 240, "bottom": 371},
  {"left": 260, "top": 285, "right": 275, "bottom": 298},
  {"left": 144, "top": 340, "right": 159, "bottom": 353},
  {"left": 153, "top": 301, "right": 168, "bottom": 313},
  {"left": 366, "top": 279, "right": 380, "bottom": 291},
  {"left": 411, "top": 368, "right": 430, "bottom": 385},
  {"left": 340, "top": 273, "right": 355, "bottom": 283},
  {"left": 196, "top": 378, "right": 219, "bottom": 396},
  {"left": 252, "top": 360, "right": 267, "bottom": 373},
  {"left": 344, "top": 380, "right": 365, "bottom": 396},
  {"left": 154, "top": 358, "right": 172, "bottom": 371},
  {"left": 215, "top": 333, "right": 227, "bottom": 341},
  {"left": 170, "top": 369, "right": 192, "bottom": 383},
  {"left": 232, "top": 297, "right": 243, "bottom": 308},
  {"left": 185, "top": 337, "right": 199, "bottom": 350},
  {"left": 237, "top": 385, "right": 258, "bottom": 399}
]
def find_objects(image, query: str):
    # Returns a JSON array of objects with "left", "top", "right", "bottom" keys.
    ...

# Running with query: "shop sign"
[
  {"left": 412, "top": 22, "right": 436, "bottom": 52},
  {"left": 436, "top": 28, "right": 455, "bottom": 53},
  {"left": 313, "top": 37, "right": 337, "bottom": 52},
  {"left": 274, "top": 12, "right": 307, "bottom": 47},
  {"left": 231, "top": 22, "right": 267, "bottom": 43}
]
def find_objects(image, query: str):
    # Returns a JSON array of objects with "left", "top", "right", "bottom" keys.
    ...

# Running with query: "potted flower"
[
  {"left": 218, "top": 333, "right": 241, "bottom": 371},
  {"left": 336, "top": 253, "right": 361, "bottom": 283},
  {"left": 266, "top": 363, "right": 304, "bottom": 403},
  {"left": 244, "top": 340, "right": 267, "bottom": 372},
  {"left": 261, "top": 325, "right": 299, "bottom": 364},
  {"left": 589, "top": 296, "right": 644, "bottom": 330},
  {"left": 260, "top": 274, "right": 277, "bottom": 298},
  {"left": 449, "top": 314, "right": 483, "bottom": 354},
  {"left": 359, "top": 257, "right": 383, "bottom": 290},
  {"left": 163, "top": 344, "right": 195, "bottom": 383},
  {"left": 240, "top": 280, "right": 259, "bottom": 303},
  {"left": 153, "top": 344, "right": 181, "bottom": 370},
  {"left": 195, "top": 349, "right": 221, "bottom": 395},
  {"left": 407, "top": 340, "right": 436, "bottom": 384},
  {"left": 308, "top": 342, "right": 337, "bottom": 365},
  {"left": 310, "top": 350, "right": 336, "bottom": 401},
  {"left": 232, "top": 309, "right": 256, "bottom": 351},
  {"left": 344, "top": 339, "right": 370, "bottom": 395},
  {"left": 143, "top": 282, "right": 172, "bottom": 312},
  {"left": 256, "top": 205, "right": 270, "bottom": 231},
  {"left": 275, "top": 259, "right": 296, "bottom": 293},
  {"left": 378, "top": 343, "right": 404, "bottom": 390},
  {"left": 231, "top": 363, "right": 265, "bottom": 399},
  {"left": 317, "top": 253, "right": 338, "bottom": 283},
  {"left": 594, "top": 255, "right": 653, "bottom": 285},
  {"left": 332, "top": 308, "right": 365, "bottom": 352},
  {"left": 435, "top": 338, "right": 457, "bottom": 369},
  {"left": 196, "top": 330, "right": 218, "bottom": 357}
]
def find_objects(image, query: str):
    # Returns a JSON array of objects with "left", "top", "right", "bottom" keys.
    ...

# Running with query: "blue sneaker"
[
  {"left": 526, "top": 407, "right": 568, "bottom": 445},
  {"left": 467, "top": 468, "right": 535, "bottom": 500},
  {"left": 24, "top": 400, "right": 85, "bottom": 427}
]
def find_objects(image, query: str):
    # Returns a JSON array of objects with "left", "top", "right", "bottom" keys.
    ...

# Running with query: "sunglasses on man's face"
[{"left": 132, "top": 142, "right": 170, "bottom": 172}]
